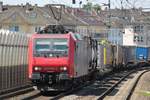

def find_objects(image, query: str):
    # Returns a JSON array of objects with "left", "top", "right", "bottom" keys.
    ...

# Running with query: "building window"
[
  {"left": 134, "top": 36, "right": 143, "bottom": 42},
  {"left": 134, "top": 36, "right": 138, "bottom": 42},
  {"left": 35, "top": 26, "right": 41, "bottom": 32},
  {"left": 9, "top": 25, "right": 19, "bottom": 32},
  {"left": 141, "top": 36, "right": 143, "bottom": 42},
  {"left": 29, "top": 12, "right": 37, "bottom": 19},
  {"left": 134, "top": 25, "right": 144, "bottom": 33}
]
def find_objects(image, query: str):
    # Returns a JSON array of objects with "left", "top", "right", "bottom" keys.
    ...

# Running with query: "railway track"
[
  {"left": 98, "top": 67, "right": 150, "bottom": 100},
  {"left": 2, "top": 67, "right": 150, "bottom": 100},
  {"left": 50, "top": 80, "right": 93, "bottom": 100},
  {"left": 53, "top": 67, "right": 150, "bottom": 100},
  {"left": 3, "top": 88, "right": 53, "bottom": 100},
  {"left": 55, "top": 70, "right": 132, "bottom": 100},
  {"left": 23, "top": 80, "right": 93, "bottom": 100},
  {"left": 125, "top": 69, "right": 150, "bottom": 100},
  {"left": 2, "top": 79, "right": 92, "bottom": 100},
  {"left": 0, "top": 85, "right": 34, "bottom": 99}
]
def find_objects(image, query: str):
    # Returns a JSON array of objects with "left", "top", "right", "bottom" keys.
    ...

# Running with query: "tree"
[
  {"left": 83, "top": 3, "right": 101, "bottom": 12},
  {"left": 93, "top": 4, "right": 101, "bottom": 13},
  {"left": 83, "top": 2, "right": 93, "bottom": 11}
]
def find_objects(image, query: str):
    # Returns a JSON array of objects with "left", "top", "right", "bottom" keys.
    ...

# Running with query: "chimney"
[{"left": 0, "top": 1, "right": 3, "bottom": 12}]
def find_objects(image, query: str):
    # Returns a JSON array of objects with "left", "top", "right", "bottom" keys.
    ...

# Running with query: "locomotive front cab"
[{"left": 30, "top": 35, "right": 73, "bottom": 91}]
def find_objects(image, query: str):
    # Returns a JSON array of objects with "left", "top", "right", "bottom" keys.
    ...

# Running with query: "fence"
[{"left": 0, "top": 30, "right": 29, "bottom": 93}]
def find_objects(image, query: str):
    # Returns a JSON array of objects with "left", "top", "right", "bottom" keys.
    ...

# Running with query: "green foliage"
[
  {"left": 83, "top": 2, "right": 101, "bottom": 12},
  {"left": 98, "top": 39, "right": 110, "bottom": 45},
  {"left": 93, "top": 4, "right": 101, "bottom": 12},
  {"left": 138, "top": 91, "right": 150, "bottom": 96},
  {"left": 83, "top": 2, "right": 93, "bottom": 11}
]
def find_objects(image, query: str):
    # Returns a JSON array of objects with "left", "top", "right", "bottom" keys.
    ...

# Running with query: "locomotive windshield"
[{"left": 34, "top": 38, "right": 68, "bottom": 57}]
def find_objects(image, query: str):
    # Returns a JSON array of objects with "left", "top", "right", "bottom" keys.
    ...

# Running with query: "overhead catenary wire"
[
  {"left": 49, "top": 5, "right": 62, "bottom": 22},
  {"left": 125, "top": 0, "right": 145, "bottom": 8}
]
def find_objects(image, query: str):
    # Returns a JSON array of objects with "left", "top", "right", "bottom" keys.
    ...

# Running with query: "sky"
[{"left": 1, "top": 0, "right": 150, "bottom": 9}]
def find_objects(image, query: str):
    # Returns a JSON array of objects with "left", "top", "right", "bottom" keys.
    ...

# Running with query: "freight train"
[
  {"left": 28, "top": 25, "right": 150, "bottom": 92},
  {"left": 28, "top": 25, "right": 98, "bottom": 91},
  {"left": 97, "top": 43, "right": 150, "bottom": 72}
]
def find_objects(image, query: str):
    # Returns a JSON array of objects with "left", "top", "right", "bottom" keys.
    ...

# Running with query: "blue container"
[{"left": 136, "top": 47, "right": 148, "bottom": 61}]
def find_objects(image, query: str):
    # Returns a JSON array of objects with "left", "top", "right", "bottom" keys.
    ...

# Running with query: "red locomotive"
[{"left": 28, "top": 25, "right": 97, "bottom": 92}]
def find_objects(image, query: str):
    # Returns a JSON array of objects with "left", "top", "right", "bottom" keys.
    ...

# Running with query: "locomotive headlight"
[
  {"left": 60, "top": 66, "right": 67, "bottom": 71},
  {"left": 34, "top": 67, "right": 42, "bottom": 71}
]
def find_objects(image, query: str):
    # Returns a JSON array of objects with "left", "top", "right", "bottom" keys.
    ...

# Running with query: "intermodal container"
[{"left": 136, "top": 47, "right": 148, "bottom": 61}]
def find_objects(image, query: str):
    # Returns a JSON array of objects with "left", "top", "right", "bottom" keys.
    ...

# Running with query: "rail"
[
  {"left": 125, "top": 69, "right": 150, "bottom": 100},
  {"left": 98, "top": 67, "right": 150, "bottom": 100}
]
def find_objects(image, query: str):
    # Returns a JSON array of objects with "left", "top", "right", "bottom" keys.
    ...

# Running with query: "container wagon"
[
  {"left": 123, "top": 46, "right": 136, "bottom": 68},
  {"left": 136, "top": 47, "right": 149, "bottom": 66},
  {"left": 97, "top": 43, "right": 114, "bottom": 73},
  {"left": 113, "top": 45, "right": 125, "bottom": 69},
  {"left": 123, "top": 46, "right": 149, "bottom": 68}
]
